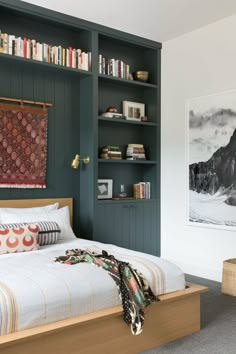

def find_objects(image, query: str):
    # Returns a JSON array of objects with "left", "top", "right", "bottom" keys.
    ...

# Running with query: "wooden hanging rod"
[{"left": 0, "top": 97, "right": 53, "bottom": 107}]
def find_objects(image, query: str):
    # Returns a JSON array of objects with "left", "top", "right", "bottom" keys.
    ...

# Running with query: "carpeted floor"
[{"left": 141, "top": 274, "right": 236, "bottom": 354}]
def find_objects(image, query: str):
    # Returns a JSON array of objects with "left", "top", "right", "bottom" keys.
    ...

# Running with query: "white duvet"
[{"left": 0, "top": 238, "right": 185, "bottom": 335}]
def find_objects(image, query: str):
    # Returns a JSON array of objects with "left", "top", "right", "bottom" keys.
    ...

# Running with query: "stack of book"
[
  {"left": 98, "top": 54, "right": 130, "bottom": 79},
  {"left": 126, "top": 144, "right": 146, "bottom": 160},
  {"left": 133, "top": 182, "right": 151, "bottom": 199},
  {"left": 100, "top": 146, "right": 122, "bottom": 160},
  {"left": 0, "top": 30, "right": 91, "bottom": 71}
]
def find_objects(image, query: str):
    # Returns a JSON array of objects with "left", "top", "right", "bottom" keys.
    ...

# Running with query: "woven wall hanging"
[{"left": 0, "top": 102, "right": 48, "bottom": 188}]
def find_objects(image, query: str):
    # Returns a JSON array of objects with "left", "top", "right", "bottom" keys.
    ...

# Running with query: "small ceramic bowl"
[{"left": 133, "top": 71, "right": 149, "bottom": 82}]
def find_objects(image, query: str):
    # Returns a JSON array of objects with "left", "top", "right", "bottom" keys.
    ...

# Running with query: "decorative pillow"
[
  {"left": 37, "top": 221, "right": 61, "bottom": 245},
  {"left": 0, "top": 207, "right": 75, "bottom": 240},
  {"left": 0, "top": 203, "right": 59, "bottom": 223},
  {"left": 0, "top": 221, "right": 61, "bottom": 246},
  {"left": 0, "top": 224, "right": 39, "bottom": 254}
]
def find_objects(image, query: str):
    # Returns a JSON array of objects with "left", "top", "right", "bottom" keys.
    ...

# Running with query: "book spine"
[
  {"left": 8, "top": 35, "right": 15, "bottom": 55},
  {"left": 102, "top": 56, "right": 106, "bottom": 75},
  {"left": 62, "top": 47, "right": 65, "bottom": 66},
  {"left": 98, "top": 54, "right": 102, "bottom": 74},
  {"left": 88, "top": 51, "right": 92, "bottom": 71},
  {"left": 58, "top": 45, "right": 62, "bottom": 65},
  {"left": 0, "top": 31, "right": 3, "bottom": 53},
  {"left": 145, "top": 182, "right": 151, "bottom": 199},
  {"left": 3, "top": 33, "right": 8, "bottom": 54},
  {"left": 26, "top": 39, "right": 31, "bottom": 59},
  {"left": 139, "top": 182, "right": 145, "bottom": 199},
  {"left": 72, "top": 48, "right": 76, "bottom": 68},
  {"left": 78, "top": 49, "right": 82, "bottom": 69}
]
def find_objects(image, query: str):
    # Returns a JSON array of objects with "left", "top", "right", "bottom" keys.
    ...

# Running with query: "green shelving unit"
[{"left": 0, "top": 0, "right": 161, "bottom": 256}]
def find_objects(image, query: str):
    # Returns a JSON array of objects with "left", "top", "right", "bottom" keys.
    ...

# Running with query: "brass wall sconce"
[{"left": 71, "top": 154, "right": 90, "bottom": 169}]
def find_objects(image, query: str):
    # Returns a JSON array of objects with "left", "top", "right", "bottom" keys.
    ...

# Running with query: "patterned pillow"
[
  {"left": 37, "top": 221, "right": 61, "bottom": 245},
  {"left": 0, "top": 224, "right": 39, "bottom": 254},
  {"left": 0, "top": 221, "right": 60, "bottom": 246}
]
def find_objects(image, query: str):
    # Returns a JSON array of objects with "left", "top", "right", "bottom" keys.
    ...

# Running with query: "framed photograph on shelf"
[
  {"left": 122, "top": 100, "right": 145, "bottom": 121},
  {"left": 97, "top": 179, "right": 113, "bottom": 199}
]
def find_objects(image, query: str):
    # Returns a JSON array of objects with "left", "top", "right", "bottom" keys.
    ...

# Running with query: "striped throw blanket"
[{"left": 54, "top": 248, "right": 159, "bottom": 335}]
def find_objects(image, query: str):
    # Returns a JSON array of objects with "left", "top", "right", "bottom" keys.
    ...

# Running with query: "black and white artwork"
[{"left": 187, "top": 90, "right": 236, "bottom": 229}]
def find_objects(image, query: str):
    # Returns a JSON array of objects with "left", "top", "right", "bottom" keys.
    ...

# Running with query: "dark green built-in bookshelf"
[{"left": 0, "top": 0, "right": 161, "bottom": 256}]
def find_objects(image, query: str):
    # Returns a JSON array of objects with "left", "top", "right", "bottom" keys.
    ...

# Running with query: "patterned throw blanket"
[{"left": 54, "top": 249, "right": 159, "bottom": 335}]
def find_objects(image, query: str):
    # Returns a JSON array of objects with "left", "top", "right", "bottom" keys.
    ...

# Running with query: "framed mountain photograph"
[{"left": 186, "top": 89, "right": 236, "bottom": 230}]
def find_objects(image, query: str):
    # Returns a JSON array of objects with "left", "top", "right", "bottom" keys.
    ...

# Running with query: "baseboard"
[{"left": 165, "top": 258, "right": 222, "bottom": 282}]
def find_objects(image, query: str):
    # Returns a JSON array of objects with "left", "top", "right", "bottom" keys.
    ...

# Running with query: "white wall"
[{"left": 162, "top": 14, "right": 236, "bottom": 281}]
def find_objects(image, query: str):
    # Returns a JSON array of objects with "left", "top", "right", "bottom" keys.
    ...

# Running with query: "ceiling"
[{"left": 22, "top": 0, "right": 236, "bottom": 42}]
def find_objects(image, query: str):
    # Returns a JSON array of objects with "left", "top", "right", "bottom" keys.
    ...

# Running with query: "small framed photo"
[
  {"left": 97, "top": 179, "right": 113, "bottom": 199},
  {"left": 122, "top": 100, "right": 145, "bottom": 121}
]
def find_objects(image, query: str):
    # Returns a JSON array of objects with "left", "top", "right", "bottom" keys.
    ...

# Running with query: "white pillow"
[
  {"left": 0, "top": 206, "right": 75, "bottom": 240},
  {"left": 0, "top": 202, "right": 59, "bottom": 223}
]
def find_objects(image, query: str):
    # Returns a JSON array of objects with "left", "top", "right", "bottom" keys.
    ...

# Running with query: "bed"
[{"left": 0, "top": 198, "right": 207, "bottom": 354}]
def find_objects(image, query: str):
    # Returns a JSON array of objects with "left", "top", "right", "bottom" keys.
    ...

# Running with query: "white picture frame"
[
  {"left": 97, "top": 179, "right": 113, "bottom": 199},
  {"left": 122, "top": 100, "right": 145, "bottom": 121},
  {"left": 186, "top": 89, "right": 236, "bottom": 231}
]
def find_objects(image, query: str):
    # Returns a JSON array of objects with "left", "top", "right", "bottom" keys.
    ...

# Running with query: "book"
[
  {"left": 133, "top": 182, "right": 151, "bottom": 199},
  {"left": 102, "top": 112, "right": 124, "bottom": 119},
  {"left": 0, "top": 29, "right": 91, "bottom": 71},
  {"left": 101, "top": 150, "right": 121, "bottom": 155},
  {"left": 128, "top": 144, "right": 144, "bottom": 148}
]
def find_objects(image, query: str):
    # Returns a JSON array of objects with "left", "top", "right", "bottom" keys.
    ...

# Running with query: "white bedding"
[{"left": 0, "top": 238, "right": 185, "bottom": 335}]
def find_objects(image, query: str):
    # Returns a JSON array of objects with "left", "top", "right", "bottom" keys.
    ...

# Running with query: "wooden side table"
[{"left": 222, "top": 259, "right": 236, "bottom": 296}]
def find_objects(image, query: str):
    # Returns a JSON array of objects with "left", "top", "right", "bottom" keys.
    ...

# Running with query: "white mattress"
[{"left": 0, "top": 238, "right": 185, "bottom": 335}]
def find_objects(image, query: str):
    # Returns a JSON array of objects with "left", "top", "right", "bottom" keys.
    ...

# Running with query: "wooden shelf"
[
  {"left": 98, "top": 116, "right": 158, "bottom": 126},
  {"left": 98, "top": 74, "right": 157, "bottom": 89},
  {"left": 98, "top": 159, "right": 156, "bottom": 164},
  {"left": 0, "top": 53, "right": 93, "bottom": 78},
  {"left": 97, "top": 198, "right": 157, "bottom": 204}
]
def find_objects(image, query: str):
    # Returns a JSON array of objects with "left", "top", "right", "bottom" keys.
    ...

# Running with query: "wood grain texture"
[
  {"left": 0, "top": 285, "right": 207, "bottom": 354},
  {"left": 0, "top": 292, "right": 202, "bottom": 354}
]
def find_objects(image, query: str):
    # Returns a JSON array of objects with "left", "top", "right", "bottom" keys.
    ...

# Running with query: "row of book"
[
  {"left": 126, "top": 144, "right": 146, "bottom": 160},
  {"left": 100, "top": 145, "right": 122, "bottom": 160},
  {"left": 133, "top": 182, "right": 151, "bottom": 199},
  {"left": 0, "top": 31, "right": 91, "bottom": 71},
  {"left": 98, "top": 54, "right": 130, "bottom": 79},
  {"left": 99, "top": 144, "right": 146, "bottom": 160}
]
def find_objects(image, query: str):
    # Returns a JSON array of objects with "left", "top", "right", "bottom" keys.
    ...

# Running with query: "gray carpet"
[{"left": 141, "top": 274, "right": 236, "bottom": 354}]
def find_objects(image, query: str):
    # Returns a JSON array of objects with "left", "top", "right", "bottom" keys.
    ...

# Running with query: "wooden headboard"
[{"left": 0, "top": 198, "right": 73, "bottom": 225}]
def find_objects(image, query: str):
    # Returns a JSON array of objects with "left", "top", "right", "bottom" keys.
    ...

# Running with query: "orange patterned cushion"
[{"left": 0, "top": 224, "right": 39, "bottom": 254}]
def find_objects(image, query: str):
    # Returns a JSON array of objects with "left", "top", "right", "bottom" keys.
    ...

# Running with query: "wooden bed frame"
[{"left": 0, "top": 198, "right": 207, "bottom": 354}]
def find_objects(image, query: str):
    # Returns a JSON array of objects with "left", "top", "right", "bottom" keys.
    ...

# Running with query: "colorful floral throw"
[
  {"left": 0, "top": 103, "right": 47, "bottom": 188},
  {"left": 54, "top": 248, "right": 159, "bottom": 335}
]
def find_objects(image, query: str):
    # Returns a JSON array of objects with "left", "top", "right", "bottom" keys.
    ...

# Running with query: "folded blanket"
[{"left": 54, "top": 248, "right": 159, "bottom": 335}]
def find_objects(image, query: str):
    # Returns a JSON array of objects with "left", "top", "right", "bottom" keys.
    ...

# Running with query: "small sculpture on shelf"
[
  {"left": 141, "top": 115, "right": 148, "bottom": 122},
  {"left": 118, "top": 184, "right": 127, "bottom": 198},
  {"left": 133, "top": 71, "right": 149, "bottom": 82}
]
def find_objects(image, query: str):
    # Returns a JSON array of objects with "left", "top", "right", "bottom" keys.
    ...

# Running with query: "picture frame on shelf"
[
  {"left": 122, "top": 100, "right": 145, "bottom": 121},
  {"left": 97, "top": 179, "right": 113, "bottom": 199}
]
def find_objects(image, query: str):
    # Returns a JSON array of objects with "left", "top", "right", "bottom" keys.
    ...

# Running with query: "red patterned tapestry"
[{"left": 0, "top": 103, "right": 47, "bottom": 188}]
